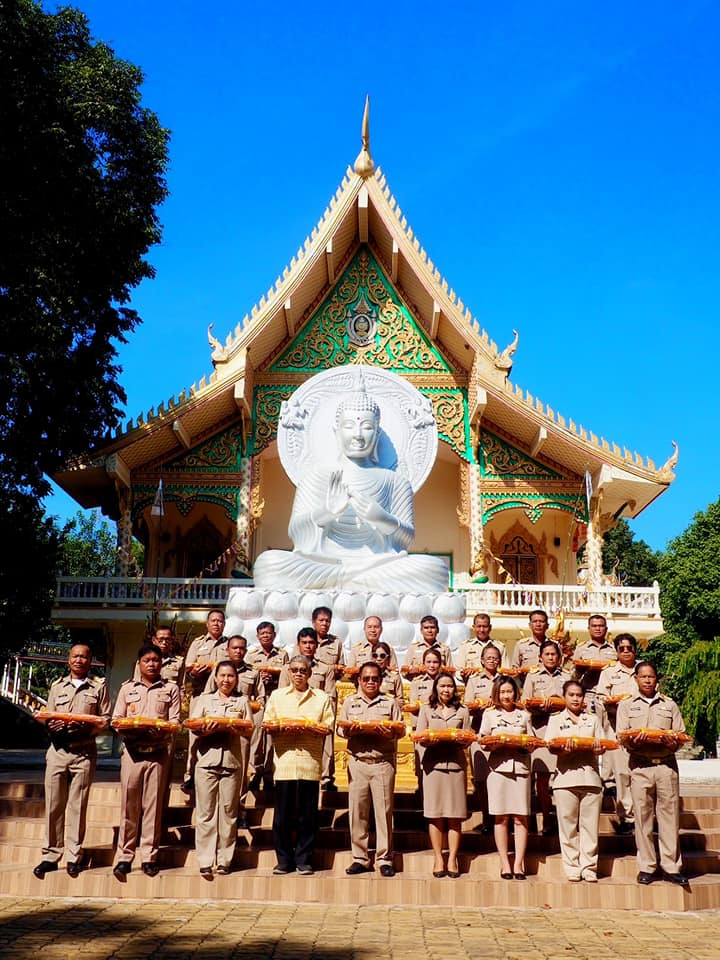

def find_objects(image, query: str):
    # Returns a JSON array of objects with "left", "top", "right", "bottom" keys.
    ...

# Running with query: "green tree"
[
  {"left": 645, "top": 499, "right": 720, "bottom": 750},
  {"left": 58, "top": 509, "right": 119, "bottom": 577},
  {"left": 601, "top": 519, "right": 661, "bottom": 587},
  {"left": 0, "top": 1, "right": 168, "bottom": 651}
]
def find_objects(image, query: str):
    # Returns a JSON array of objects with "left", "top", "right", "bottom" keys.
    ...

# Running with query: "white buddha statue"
[{"left": 253, "top": 374, "right": 448, "bottom": 593}]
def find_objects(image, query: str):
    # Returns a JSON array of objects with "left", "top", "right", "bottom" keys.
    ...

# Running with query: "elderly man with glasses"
[
  {"left": 597, "top": 633, "right": 639, "bottom": 834},
  {"left": 263, "top": 654, "right": 334, "bottom": 875},
  {"left": 337, "top": 661, "right": 404, "bottom": 877}
]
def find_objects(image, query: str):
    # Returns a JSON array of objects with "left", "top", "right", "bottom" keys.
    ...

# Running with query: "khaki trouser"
[
  {"left": 194, "top": 765, "right": 242, "bottom": 869},
  {"left": 43, "top": 745, "right": 96, "bottom": 863},
  {"left": 554, "top": 785, "right": 602, "bottom": 879},
  {"left": 347, "top": 756, "right": 395, "bottom": 865},
  {"left": 630, "top": 762, "right": 681, "bottom": 874},
  {"left": 116, "top": 747, "right": 168, "bottom": 864},
  {"left": 607, "top": 745, "right": 634, "bottom": 822}
]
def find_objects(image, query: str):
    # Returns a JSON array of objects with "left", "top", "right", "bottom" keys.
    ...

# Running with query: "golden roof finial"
[{"left": 353, "top": 95, "right": 375, "bottom": 179}]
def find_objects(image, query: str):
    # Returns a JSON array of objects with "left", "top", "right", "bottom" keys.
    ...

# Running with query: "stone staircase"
[{"left": 1, "top": 771, "right": 720, "bottom": 910}]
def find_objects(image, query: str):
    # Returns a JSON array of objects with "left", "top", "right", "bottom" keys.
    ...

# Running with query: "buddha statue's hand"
[
  {"left": 312, "top": 471, "right": 350, "bottom": 528},
  {"left": 349, "top": 488, "right": 398, "bottom": 534}
]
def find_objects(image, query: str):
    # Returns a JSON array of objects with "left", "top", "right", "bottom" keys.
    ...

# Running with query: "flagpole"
[{"left": 150, "top": 479, "right": 165, "bottom": 610}]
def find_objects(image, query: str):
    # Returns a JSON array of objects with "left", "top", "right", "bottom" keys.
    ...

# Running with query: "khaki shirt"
[
  {"left": 338, "top": 692, "right": 402, "bottom": 763},
  {"left": 46, "top": 674, "right": 111, "bottom": 750},
  {"left": 616, "top": 692, "right": 686, "bottom": 762},
  {"left": 546, "top": 708, "right": 605, "bottom": 789},
  {"left": 190, "top": 691, "right": 252, "bottom": 769},
  {"left": 246, "top": 645, "right": 289, "bottom": 695},
  {"left": 204, "top": 662, "right": 265, "bottom": 703},
  {"left": 456, "top": 638, "right": 507, "bottom": 671},
  {"left": 522, "top": 666, "right": 569, "bottom": 720},
  {"left": 113, "top": 678, "right": 181, "bottom": 752},
  {"left": 264, "top": 685, "right": 334, "bottom": 781},
  {"left": 572, "top": 640, "right": 616, "bottom": 694},
  {"left": 416, "top": 703, "right": 471, "bottom": 771},
  {"left": 511, "top": 637, "right": 543, "bottom": 669},
  {"left": 183, "top": 634, "right": 228, "bottom": 697},
  {"left": 479, "top": 707, "right": 534, "bottom": 775},
  {"left": 379, "top": 670, "right": 404, "bottom": 703},
  {"left": 346, "top": 639, "right": 398, "bottom": 670},
  {"left": 314, "top": 635, "right": 345, "bottom": 669},
  {"left": 132, "top": 654, "right": 184, "bottom": 687},
  {"left": 404, "top": 640, "right": 453, "bottom": 671},
  {"left": 463, "top": 671, "right": 498, "bottom": 732}
]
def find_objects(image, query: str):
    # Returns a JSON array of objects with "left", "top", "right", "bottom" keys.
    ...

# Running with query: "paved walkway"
[{"left": 0, "top": 897, "right": 719, "bottom": 960}]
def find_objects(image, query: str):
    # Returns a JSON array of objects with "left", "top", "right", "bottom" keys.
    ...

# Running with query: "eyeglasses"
[
  {"left": 617, "top": 646, "right": 634, "bottom": 652},
  {"left": 373, "top": 653, "right": 389, "bottom": 660},
  {"left": 361, "top": 675, "right": 380, "bottom": 682},
  {"left": 289, "top": 668, "right": 309, "bottom": 674}
]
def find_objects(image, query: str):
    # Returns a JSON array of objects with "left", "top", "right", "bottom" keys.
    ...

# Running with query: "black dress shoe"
[
  {"left": 273, "top": 864, "right": 295, "bottom": 875},
  {"left": 33, "top": 861, "right": 58, "bottom": 879},
  {"left": 500, "top": 872, "right": 514, "bottom": 880},
  {"left": 663, "top": 872, "right": 690, "bottom": 887},
  {"left": 66, "top": 861, "right": 82, "bottom": 878},
  {"left": 216, "top": 865, "right": 231, "bottom": 875},
  {"left": 513, "top": 872, "right": 527, "bottom": 880},
  {"left": 113, "top": 861, "right": 131, "bottom": 879},
  {"left": 432, "top": 870, "right": 447, "bottom": 878},
  {"left": 199, "top": 866, "right": 213, "bottom": 878},
  {"left": 637, "top": 871, "right": 656, "bottom": 885},
  {"left": 379, "top": 864, "right": 395, "bottom": 877},
  {"left": 346, "top": 861, "right": 372, "bottom": 875},
  {"left": 247, "top": 772, "right": 263, "bottom": 790},
  {"left": 447, "top": 870, "right": 461, "bottom": 879},
  {"left": 141, "top": 861, "right": 160, "bottom": 877},
  {"left": 297, "top": 864, "right": 314, "bottom": 875}
]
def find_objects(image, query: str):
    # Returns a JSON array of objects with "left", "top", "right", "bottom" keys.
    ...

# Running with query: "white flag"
[{"left": 151, "top": 478, "right": 164, "bottom": 518}]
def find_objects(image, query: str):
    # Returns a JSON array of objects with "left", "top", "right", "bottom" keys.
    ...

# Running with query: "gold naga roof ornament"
[{"left": 353, "top": 95, "right": 375, "bottom": 179}]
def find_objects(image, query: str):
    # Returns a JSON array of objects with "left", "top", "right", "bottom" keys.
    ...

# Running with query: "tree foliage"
[
  {"left": 58, "top": 509, "right": 120, "bottom": 577},
  {"left": 0, "top": 0, "right": 168, "bottom": 497},
  {"left": 645, "top": 499, "right": 720, "bottom": 749},
  {"left": 600, "top": 519, "right": 660, "bottom": 587},
  {"left": 0, "top": 0, "right": 168, "bottom": 651}
]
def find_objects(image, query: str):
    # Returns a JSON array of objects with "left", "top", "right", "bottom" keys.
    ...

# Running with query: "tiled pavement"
[{"left": 0, "top": 898, "right": 719, "bottom": 960}]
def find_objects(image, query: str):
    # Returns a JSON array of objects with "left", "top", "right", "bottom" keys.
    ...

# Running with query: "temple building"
[{"left": 52, "top": 103, "right": 676, "bottom": 689}]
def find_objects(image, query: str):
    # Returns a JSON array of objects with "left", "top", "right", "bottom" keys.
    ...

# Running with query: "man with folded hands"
[
  {"left": 34, "top": 643, "right": 111, "bottom": 880},
  {"left": 338, "top": 661, "right": 404, "bottom": 877}
]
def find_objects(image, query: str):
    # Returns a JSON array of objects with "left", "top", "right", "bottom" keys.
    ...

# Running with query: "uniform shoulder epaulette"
[
  {"left": 118, "top": 678, "right": 135, "bottom": 688},
  {"left": 50, "top": 675, "right": 66, "bottom": 688},
  {"left": 529, "top": 665, "right": 541, "bottom": 673}
]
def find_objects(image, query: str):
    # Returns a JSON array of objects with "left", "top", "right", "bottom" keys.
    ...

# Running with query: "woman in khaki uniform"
[
  {"left": 522, "top": 640, "right": 568, "bottom": 835},
  {"left": 464, "top": 643, "right": 501, "bottom": 833},
  {"left": 408, "top": 648, "right": 443, "bottom": 789},
  {"left": 416, "top": 675, "right": 471, "bottom": 877},
  {"left": 191, "top": 661, "right": 252, "bottom": 877},
  {"left": 372, "top": 643, "right": 404, "bottom": 704},
  {"left": 479, "top": 678, "right": 534, "bottom": 879},
  {"left": 547, "top": 679, "right": 608, "bottom": 882}
]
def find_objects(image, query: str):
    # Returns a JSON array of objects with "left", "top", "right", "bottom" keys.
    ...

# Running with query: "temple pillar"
[
  {"left": 467, "top": 462, "right": 489, "bottom": 579},
  {"left": 234, "top": 456, "right": 264, "bottom": 576},
  {"left": 584, "top": 518, "right": 603, "bottom": 590},
  {"left": 114, "top": 483, "right": 132, "bottom": 576}
]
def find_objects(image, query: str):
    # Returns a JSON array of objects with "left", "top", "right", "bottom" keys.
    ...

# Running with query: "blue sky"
[{"left": 45, "top": 0, "right": 720, "bottom": 553}]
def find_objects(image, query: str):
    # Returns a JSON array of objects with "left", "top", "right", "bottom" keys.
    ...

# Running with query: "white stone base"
[{"left": 225, "top": 587, "right": 468, "bottom": 660}]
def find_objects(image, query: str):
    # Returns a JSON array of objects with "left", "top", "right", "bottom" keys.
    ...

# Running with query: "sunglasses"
[
  {"left": 617, "top": 646, "right": 634, "bottom": 652},
  {"left": 373, "top": 653, "right": 389, "bottom": 660}
]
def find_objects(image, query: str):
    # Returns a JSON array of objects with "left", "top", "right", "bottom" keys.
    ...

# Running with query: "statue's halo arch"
[{"left": 276, "top": 365, "right": 438, "bottom": 493}]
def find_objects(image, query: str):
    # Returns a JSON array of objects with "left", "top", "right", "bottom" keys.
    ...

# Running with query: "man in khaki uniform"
[
  {"left": 265, "top": 655, "right": 334, "bottom": 875},
  {"left": 33, "top": 644, "right": 111, "bottom": 879},
  {"left": 246, "top": 621, "right": 289, "bottom": 790},
  {"left": 203, "top": 634, "right": 265, "bottom": 826},
  {"left": 403, "top": 615, "right": 453, "bottom": 675},
  {"left": 132, "top": 623, "right": 183, "bottom": 811},
  {"left": 511, "top": 610, "right": 548, "bottom": 669},
  {"left": 112, "top": 644, "right": 181, "bottom": 878},
  {"left": 616, "top": 662, "right": 688, "bottom": 887},
  {"left": 346, "top": 615, "right": 398, "bottom": 669},
  {"left": 456, "top": 613, "right": 508, "bottom": 676},
  {"left": 311, "top": 606, "right": 344, "bottom": 791},
  {"left": 572, "top": 614, "right": 616, "bottom": 703},
  {"left": 181, "top": 609, "right": 228, "bottom": 792},
  {"left": 596, "top": 633, "right": 639, "bottom": 833},
  {"left": 338, "top": 661, "right": 403, "bottom": 877}
]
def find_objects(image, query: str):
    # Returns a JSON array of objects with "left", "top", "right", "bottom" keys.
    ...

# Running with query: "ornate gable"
[{"left": 267, "top": 246, "right": 454, "bottom": 374}]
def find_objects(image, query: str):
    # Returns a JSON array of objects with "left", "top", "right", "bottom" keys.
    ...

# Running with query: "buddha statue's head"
[{"left": 335, "top": 372, "right": 381, "bottom": 463}]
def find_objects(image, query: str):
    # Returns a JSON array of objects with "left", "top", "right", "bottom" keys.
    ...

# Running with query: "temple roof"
[{"left": 54, "top": 104, "right": 677, "bottom": 521}]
